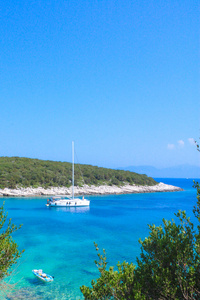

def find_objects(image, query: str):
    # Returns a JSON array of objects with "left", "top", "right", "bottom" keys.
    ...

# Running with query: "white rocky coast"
[{"left": 0, "top": 182, "right": 182, "bottom": 197}]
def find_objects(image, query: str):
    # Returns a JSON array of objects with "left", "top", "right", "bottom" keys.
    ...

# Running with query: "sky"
[{"left": 0, "top": 0, "right": 199, "bottom": 170}]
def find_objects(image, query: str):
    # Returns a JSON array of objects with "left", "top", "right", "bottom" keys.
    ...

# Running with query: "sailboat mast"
[{"left": 72, "top": 141, "right": 74, "bottom": 200}]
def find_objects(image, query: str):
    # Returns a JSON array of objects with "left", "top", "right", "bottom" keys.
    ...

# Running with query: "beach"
[{"left": 0, "top": 182, "right": 182, "bottom": 197}]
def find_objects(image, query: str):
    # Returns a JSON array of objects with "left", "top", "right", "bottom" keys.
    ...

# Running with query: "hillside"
[{"left": 0, "top": 157, "right": 158, "bottom": 189}]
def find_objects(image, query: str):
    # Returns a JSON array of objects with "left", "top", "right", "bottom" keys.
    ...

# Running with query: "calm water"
[{"left": 1, "top": 178, "right": 199, "bottom": 299}]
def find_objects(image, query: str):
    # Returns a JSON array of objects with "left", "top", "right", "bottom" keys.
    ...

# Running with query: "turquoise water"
[{"left": 1, "top": 178, "right": 199, "bottom": 299}]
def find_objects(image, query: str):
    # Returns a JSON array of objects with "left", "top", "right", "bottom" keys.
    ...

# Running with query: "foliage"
[
  {"left": 0, "top": 203, "right": 24, "bottom": 280},
  {"left": 81, "top": 199, "right": 200, "bottom": 299},
  {"left": 80, "top": 143, "right": 200, "bottom": 299},
  {"left": 0, "top": 157, "right": 157, "bottom": 189},
  {"left": 80, "top": 243, "right": 144, "bottom": 300},
  {"left": 81, "top": 189, "right": 200, "bottom": 299},
  {"left": 195, "top": 138, "right": 200, "bottom": 152},
  {"left": 135, "top": 209, "right": 200, "bottom": 299}
]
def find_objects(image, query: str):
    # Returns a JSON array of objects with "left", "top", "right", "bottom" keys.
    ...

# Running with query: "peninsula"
[{"left": 0, "top": 157, "right": 182, "bottom": 196}]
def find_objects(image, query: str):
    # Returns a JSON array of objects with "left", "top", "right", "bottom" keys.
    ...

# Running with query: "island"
[{"left": 0, "top": 157, "right": 182, "bottom": 197}]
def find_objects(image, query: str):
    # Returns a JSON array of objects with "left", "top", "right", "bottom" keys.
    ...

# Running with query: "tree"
[
  {"left": 135, "top": 209, "right": 200, "bottom": 299},
  {"left": 0, "top": 203, "right": 24, "bottom": 280},
  {"left": 80, "top": 143, "right": 200, "bottom": 299}
]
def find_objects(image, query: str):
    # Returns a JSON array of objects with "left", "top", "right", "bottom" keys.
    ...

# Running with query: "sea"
[{"left": 0, "top": 178, "right": 199, "bottom": 300}]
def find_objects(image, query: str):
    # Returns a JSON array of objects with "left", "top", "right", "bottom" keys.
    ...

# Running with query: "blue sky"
[{"left": 0, "top": 0, "right": 199, "bottom": 169}]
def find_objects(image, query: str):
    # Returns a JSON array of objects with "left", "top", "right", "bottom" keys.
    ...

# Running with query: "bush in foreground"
[
  {"left": 0, "top": 203, "right": 24, "bottom": 280},
  {"left": 81, "top": 183, "right": 200, "bottom": 299}
]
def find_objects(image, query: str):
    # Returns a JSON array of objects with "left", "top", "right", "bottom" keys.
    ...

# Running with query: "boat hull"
[
  {"left": 32, "top": 270, "right": 53, "bottom": 282},
  {"left": 47, "top": 197, "right": 90, "bottom": 207}
]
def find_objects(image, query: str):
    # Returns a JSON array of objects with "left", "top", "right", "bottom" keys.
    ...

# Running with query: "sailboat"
[{"left": 46, "top": 142, "right": 90, "bottom": 207}]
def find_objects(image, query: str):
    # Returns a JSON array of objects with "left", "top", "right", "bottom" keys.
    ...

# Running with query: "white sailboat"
[{"left": 46, "top": 142, "right": 90, "bottom": 207}]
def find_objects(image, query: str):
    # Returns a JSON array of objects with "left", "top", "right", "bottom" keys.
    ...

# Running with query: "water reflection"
[{"left": 48, "top": 206, "right": 90, "bottom": 214}]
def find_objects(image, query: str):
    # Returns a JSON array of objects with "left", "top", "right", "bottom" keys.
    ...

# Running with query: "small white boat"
[
  {"left": 46, "top": 142, "right": 90, "bottom": 208},
  {"left": 32, "top": 269, "right": 54, "bottom": 282}
]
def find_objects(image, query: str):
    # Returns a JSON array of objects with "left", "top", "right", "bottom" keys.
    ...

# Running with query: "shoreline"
[{"left": 0, "top": 182, "right": 183, "bottom": 197}]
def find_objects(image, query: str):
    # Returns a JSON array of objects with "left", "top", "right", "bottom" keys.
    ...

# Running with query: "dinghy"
[{"left": 32, "top": 269, "right": 54, "bottom": 282}]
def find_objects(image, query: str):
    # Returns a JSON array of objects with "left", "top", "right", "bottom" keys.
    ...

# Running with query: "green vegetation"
[
  {"left": 80, "top": 182, "right": 200, "bottom": 300},
  {"left": 0, "top": 157, "right": 157, "bottom": 189},
  {"left": 0, "top": 203, "right": 24, "bottom": 280},
  {"left": 80, "top": 144, "right": 200, "bottom": 299}
]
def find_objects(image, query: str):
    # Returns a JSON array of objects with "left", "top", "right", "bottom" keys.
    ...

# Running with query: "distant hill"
[
  {"left": 0, "top": 157, "right": 157, "bottom": 189},
  {"left": 119, "top": 165, "right": 200, "bottom": 179}
]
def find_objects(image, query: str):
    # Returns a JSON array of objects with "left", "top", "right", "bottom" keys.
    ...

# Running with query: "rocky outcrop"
[{"left": 0, "top": 183, "right": 183, "bottom": 197}]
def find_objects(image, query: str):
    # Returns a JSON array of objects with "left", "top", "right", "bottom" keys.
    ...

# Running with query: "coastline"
[{"left": 0, "top": 182, "right": 183, "bottom": 197}]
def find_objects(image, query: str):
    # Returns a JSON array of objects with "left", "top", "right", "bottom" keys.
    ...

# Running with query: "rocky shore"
[{"left": 0, "top": 182, "right": 183, "bottom": 197}]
